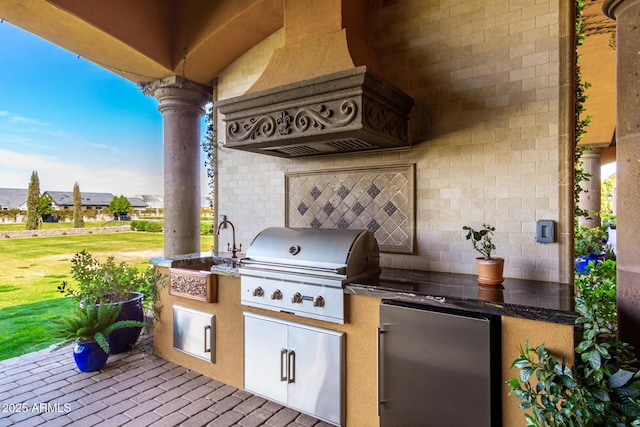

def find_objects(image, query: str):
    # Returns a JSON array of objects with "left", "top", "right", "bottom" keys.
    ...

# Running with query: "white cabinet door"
[
  {"left": 287, "top": 324, "right": 344, "bottom": 426},
  {"left": 244, "top": 314, "right": 288, "bottom": 404},
  {"left": 173, "top": 305, "right": 215, "bottom": 362},
  {"left": 243, "top": 313, "right": 345, "bottom": 426}
]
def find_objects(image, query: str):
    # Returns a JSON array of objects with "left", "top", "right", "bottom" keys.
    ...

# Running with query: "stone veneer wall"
[
  {"left": 215, "top": 0, "right": 573, "bottom": 283},
  {"left": 0, "top": 225, "right": 131, "bottom": 239}
]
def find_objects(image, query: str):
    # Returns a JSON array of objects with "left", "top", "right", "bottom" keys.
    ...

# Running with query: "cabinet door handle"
[
  {"left": 280, "top": 348, "right": 288, "bottom": 382},
  {"left": 287, "top": 350, "right": 296, "bottom": 383},
  {"left": 204, "top": 325, "right": 211, "bottom": 353}
]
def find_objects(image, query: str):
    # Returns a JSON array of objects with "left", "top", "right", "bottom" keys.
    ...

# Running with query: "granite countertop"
[
  {"left": 347, "top": 268, "right": 577, "bottom": 324},
  {"left": 150, "top": 252, "right": 241, "bottom": 277},
  {"left": 151, "top": 254, "right": 577, "bottom": 324}
]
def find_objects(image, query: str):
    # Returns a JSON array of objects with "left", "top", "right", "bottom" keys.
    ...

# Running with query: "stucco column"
[
  {"left": 144, "top": 76, "right": 211, "bottom": 257},
  {"left": 577, "top": 148, "right": 603, "bottom": 228},
  {"left": 603, "top": 0, "right": 640, "bottom": 353}
]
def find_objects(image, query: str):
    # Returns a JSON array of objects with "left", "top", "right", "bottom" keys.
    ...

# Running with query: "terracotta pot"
[{"left": 475, "top": 257, "right": 505, "bottom": 286}]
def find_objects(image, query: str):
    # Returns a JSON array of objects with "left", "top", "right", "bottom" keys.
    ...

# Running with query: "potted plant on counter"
[
  {"left": 57, "top": 250, "right": 167, "bottom": 353},
  {"left": 52, "top": 304, "right": 147, "bottom": 372},
  {"left": 463, "top": 223, "right": 504, "bottom": 286}
]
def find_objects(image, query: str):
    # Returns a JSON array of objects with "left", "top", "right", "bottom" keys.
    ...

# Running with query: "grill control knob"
[
  {"left": 291, "top": 292, "right": 303, "bottom": 304},
  {"left": 252, "top": 287, "right": 264, "bottom": 297},
  {"left": 271, "top": 289, "right": 283, "bottom": 300},
  {"left": 313, "top": 295, "right": 325, "bottom": 308}
]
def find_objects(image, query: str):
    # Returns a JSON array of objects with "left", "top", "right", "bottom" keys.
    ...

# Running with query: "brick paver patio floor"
[{"left": 0, "top": 336, "right": 330, "bottom": 427}]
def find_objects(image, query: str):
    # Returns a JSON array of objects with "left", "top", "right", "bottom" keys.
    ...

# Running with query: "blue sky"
[{"left": 0, "top": 21, "right": 206, "bottom": 197}]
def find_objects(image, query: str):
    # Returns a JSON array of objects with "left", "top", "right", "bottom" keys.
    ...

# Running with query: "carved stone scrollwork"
[
  {"left": 294, "top": 100, "right": 358, "bottom": 132},
  {"left": 277, "top": 111, "right": 292, "bottom": 135},
  {"left": 171, "top": 273, "right": 206, "bottom": 298},
  {"left": 227, "top": 115, "right": 276, "bottom": 142},
  {"left": 226, "top": 99, "right": 359, "bottom": 144},
  {"left": 169, "top": 269, "right": 217, "bottom": 303},
  {"left": 363, "top": 97, "right": 408, "bottom": 142}
]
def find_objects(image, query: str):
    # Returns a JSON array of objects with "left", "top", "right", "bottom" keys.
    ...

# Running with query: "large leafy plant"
[
  {"left": 51, "top": 304, "right": 146, "bottom": 353},
  {"left": 58, "top": 250, "right": 167, "bottom": 317},
  {"left": 574, "top": 224, "right": 608, "bottom": 257},
  {"left": 508, "top": 260, "right": 640, "bottom": 426}
]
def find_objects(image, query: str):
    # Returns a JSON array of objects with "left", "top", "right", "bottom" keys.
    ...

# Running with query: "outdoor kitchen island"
[{"left": 151, "top": 253, "right": 577, "bottom": 427}]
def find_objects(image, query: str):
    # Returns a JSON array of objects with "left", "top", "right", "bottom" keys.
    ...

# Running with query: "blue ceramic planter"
[
  {"left": 81, "top": 292, "right": 144, "bottom": 354},
  {"left": 575, "top": 254, "right": 602, "bottom": 274},
  {"left": 108, "top": 292, "right": 144, "bottom": 354},
  {"left": 73, "top": 339, "right": 109, "bottom": 372}
]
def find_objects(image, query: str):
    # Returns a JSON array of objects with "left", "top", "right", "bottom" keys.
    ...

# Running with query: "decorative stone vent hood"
[{"left": 216, "top": 0, "right": 414, "bottom": 158}]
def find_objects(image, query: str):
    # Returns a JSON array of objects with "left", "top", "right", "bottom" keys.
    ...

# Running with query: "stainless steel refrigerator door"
[{"left": 379, "top": 303, "right": 499, "bottom": 427}]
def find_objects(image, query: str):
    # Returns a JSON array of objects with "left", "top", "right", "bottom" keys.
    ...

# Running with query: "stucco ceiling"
[
  {"left": 0, "top": 0, "right": 616, "bottom": 155},
  {"left": 0, "top": 0, "right": 284, "bottom": 85}
]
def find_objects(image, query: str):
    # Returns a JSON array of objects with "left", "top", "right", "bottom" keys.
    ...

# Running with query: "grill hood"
[
  {"left": 216, "top": 0, "right": 414, "bottom": 158},
  {"left": 242, "top": 227, "right": 380, "bottom": 279}
]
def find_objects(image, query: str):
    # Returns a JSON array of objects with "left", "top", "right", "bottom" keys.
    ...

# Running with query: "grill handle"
[{"left": 241, "top": 259, "right": 346, "bottom": 276}]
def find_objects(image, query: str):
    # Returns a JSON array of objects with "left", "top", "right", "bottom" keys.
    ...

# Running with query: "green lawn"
[{"left": 0, "top": 231, "right": 213, "bottom": 361}]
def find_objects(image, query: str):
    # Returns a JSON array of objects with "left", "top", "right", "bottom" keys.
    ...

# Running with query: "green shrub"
[
  {"left": 509, "top": 260, "right": 640, "bottom": 426},
  {"left": 56, "top": 209, "right": 74, "bottom": 222},
  {"left": 143, "top": 221, "right": 163, "bottom": 233},
  {"left": 574, "top": 224, "right": 608, "bottom": 257},
  {"left": 0, "top": 209, "right": 20, "bottom": 221},
  {"left": 575, "top": 259, "right": 617, "bottom": 329},
  {"left": 201, "top": 223, "right": 214, "bottom": 236},
  {"left": 129, "top": 220, "right": 162, "bottom": 232},
  {"left": 58, "top": 250, "right": 154, "bottom": 304}
]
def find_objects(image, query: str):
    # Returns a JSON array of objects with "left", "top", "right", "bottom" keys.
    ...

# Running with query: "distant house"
[
  {"left": 127, "top": 197, "right": 148, "bottom": 209},
  {"left": 0, "top": 188, "right": 28, "bottom": 210},
  {"left": 44, "top": 191, "right": 115, "bottom": 210},
  {"left": 1, "top": 189, "right": 151, "bottom": 211},
  {"left": 131, "top": 194, "right": 163, "bottom": 209}
]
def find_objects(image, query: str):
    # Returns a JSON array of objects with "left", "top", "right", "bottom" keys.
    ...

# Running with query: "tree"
[
  {"left": 25, "top": 171, "right": 40, "bottom": 230},
  {"left": 73, "top": 182, "right": 84, "bottom": 228},
  {"left": 109, "top": 195, "right": 132, "bottom": 218},
  {"left": 37, "top": 194, "right": 54, "bottom": 223},
  {"left": 600, "top": 176, "right": 615, "bottom": 217}
]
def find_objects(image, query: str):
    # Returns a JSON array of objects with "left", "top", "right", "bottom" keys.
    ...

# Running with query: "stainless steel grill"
[{"left": 239, "top": 227, "right": 380, "bottom": 324}]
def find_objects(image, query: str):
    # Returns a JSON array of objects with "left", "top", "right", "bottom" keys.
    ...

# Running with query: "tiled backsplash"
[
  {"left": 285, "top": 164, "right": 415, "bottom": 253},
  {"left": 215, "top": 0, "right": 570, "bottom": 281}
]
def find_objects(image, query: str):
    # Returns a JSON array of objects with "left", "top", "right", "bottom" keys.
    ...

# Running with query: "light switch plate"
[{"left": 536, "top": 220, "right": 555, "bottom": 243}]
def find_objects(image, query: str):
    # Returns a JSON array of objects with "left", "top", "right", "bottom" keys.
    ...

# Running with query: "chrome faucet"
[{"left": 216, "top": 220, "right": 242, "bottom": 258}]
